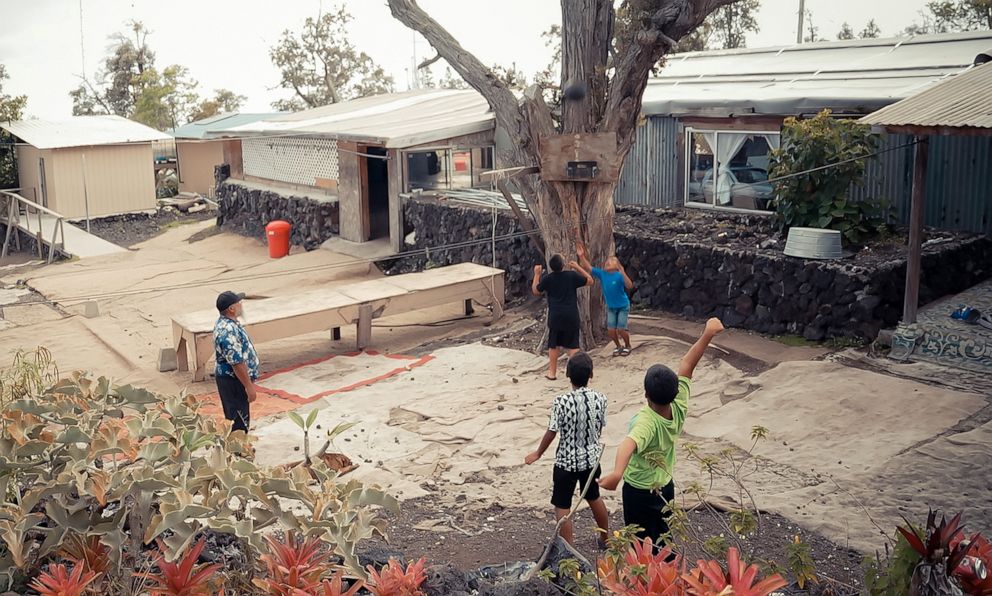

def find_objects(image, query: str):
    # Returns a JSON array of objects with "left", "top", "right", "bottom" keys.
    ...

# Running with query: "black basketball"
[{"left": 563, "top": 82, "right": 587, "bottom": 101}]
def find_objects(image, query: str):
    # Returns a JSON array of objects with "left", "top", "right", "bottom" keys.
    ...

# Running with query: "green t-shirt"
[{"left": 622, "top": 376, "right": 691, "bottom": 490}]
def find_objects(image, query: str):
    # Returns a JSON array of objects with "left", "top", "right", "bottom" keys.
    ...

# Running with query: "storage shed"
[
  {"left": 1, "top": 115, "right": 171, "bottom": 219},
  {"left": 171, "top": 113, "right": 282, "bottom": 197},
  {"left": 217, "top": 89, "right": 497, "bottom": 252}
]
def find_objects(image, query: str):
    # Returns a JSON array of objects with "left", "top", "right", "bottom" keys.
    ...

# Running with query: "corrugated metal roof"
[
  {"left": 860, "top": 61, "right": 992, "bottom": 130},
  {"left": 171, "top": 112, "right": 284, "bottom": 139},
  {"left": 643, "top": 31, "right": 992, "bottom": 117},
  {"left": 219, "top": 89, "right": 495, "bottom": 148},
  {"left": 0, "top": 115, "right": 172, "bottom": 149}
]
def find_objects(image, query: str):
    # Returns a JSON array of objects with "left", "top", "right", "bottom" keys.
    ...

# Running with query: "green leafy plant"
[
  {"left": 366, "top": 558, "right": 428, "bottom": 596},
  {"left": 864, "top": 526, "right": 923, "bottom": 596},
  {"left": 786, "top": 535, "right": 818, "bottom": 590},
  {"left": 254, "top": 531, "right": 333, "bottom": 595},
  {"left": 288, "top": 409, "right": 321, "bottom": 464},
  {"left": 683, "top": 547, "right": 788, "bottom": 596},
  {"left": 0, "top": 349, "right": 397, "bottom": 588},
  {"left": 770, "top": 109, "right": 890, "bottom": 244},
  {"left": 28, "top": 563, "right": 99, "bottom": 596},
  {"left": 138, "top": 538, "right": 223, "bottom": 596}
]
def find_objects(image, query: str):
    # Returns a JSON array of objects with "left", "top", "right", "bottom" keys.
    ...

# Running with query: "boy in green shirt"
[{"left": 599, "top": 317, "right": 724, "bottom": 551}]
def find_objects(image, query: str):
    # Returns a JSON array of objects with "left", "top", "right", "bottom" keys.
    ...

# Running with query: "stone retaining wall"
[
  {"left": 214, "top": 166, "right": 339, "bottom": 250},
  {"left": 386, "top": 197, "right": 992, "bottom": 341}
]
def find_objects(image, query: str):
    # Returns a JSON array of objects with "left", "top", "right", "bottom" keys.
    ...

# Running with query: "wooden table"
[{"left": 171, "top": 263, "right": 505, "bottom": 382}]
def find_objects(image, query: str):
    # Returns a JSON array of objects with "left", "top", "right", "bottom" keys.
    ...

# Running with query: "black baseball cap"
[{"left": 216, "top": 291, "right": 245, "bottom": 312}]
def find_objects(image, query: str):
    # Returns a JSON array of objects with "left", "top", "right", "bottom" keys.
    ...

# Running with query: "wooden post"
[
  {"left": 356, "top": 303, "right": 373, "bottom": 350},
  {"left": 903, "top": 136, "right": 929, "bottom": 324}
]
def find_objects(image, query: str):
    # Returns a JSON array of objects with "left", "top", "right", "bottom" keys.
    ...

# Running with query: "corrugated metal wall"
[
  {"left": 924, "top": 136, "right": 992, "bottom": 236},
  {"left": 617, "top": 117, "right": 992, "bottom": 237},
  {"left": 615, "top": 116, "right": 680, "bottom": 208},
  {"left": 50, "top": 144, "right": 157, "bottom": 218}
]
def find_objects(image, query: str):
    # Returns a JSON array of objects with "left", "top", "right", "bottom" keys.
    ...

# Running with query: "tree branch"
[
  {"left": 417, "top": 52, "right": 442, "bottom": 71},
  {"left": 386, "top": 0, "right": 519, "bottom": 126}
]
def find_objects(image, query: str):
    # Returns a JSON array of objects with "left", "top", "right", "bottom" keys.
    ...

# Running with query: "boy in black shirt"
[{"left": 532, "top": 254, "right": 593, "bottom": 380}]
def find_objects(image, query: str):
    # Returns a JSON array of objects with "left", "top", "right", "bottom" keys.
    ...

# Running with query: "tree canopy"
[
  {"left": 70, "top": 21, "right": 246, "bottom": 130},
  {"left": 269, "top": 6, "right": 394, "bottom": 111},
  {"left": 189, "top": 89, "right": 248, "bottom": 122},
  {"left": 1, "top": 64, "right": 28, "bottom": 188},
  {"left": 904, "top": 0, "right": 992, "bottom": 34}
]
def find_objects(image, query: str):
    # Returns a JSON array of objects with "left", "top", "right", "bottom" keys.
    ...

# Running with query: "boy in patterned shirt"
[
  {"left": 525, "top": 352, "right": 609, "bottom": 546},
  {"left": 599, "top": 317, "right": 724, "bottom": 552}
]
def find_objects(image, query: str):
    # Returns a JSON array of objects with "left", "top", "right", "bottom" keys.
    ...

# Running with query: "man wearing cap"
[{"left": 213, "top": 291, "right": 259, "bottom": 433}]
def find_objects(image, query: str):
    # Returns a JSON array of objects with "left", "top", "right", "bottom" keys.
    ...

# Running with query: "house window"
[
  {"left": 405, "top": 146, "right": 495, "bottom": 192},
  {"left": 685, "top": 129, "right": 780, "bottom": 212}
]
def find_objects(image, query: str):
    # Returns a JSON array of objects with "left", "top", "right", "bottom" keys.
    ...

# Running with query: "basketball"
[{"left": 563, "top": 82, "right": 587, "bottom": 101}]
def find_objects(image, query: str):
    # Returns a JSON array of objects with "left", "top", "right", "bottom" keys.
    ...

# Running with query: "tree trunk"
[{"left": 386, "top": 0, "right": 739, "bottom": 348}]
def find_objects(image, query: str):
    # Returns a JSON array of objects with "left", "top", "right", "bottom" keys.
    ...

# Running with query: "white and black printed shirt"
[{"left": 548, "top": 387, "right": 607, "bottom": 472}]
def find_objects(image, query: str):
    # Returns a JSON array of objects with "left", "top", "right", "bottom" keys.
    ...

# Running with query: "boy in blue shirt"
[{"left": 578, "top": 243, "right": 634, "bottom": 356}]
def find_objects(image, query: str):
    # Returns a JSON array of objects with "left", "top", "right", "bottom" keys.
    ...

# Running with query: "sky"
[{"left": 0, "top": 0, "right": 937, "bottom": 120}]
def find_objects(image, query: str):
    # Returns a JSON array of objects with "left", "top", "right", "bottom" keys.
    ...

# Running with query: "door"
[
  {"left": 363, "top": 147, "right": 390, "bottom": 240},
  {"left": 38, "top": 158, "right": 49, "bottom": 207}
]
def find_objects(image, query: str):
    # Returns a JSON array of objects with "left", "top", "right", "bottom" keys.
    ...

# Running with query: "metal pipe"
[
  {"left": 82, "top": 153, "right": 91, "bottom": 233},
  {"left": 797, "top": 0, "right": 806, "bottom": 44}
]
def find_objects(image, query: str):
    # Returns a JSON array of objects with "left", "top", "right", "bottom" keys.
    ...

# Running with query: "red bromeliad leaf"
[
  {"left": 138, "top": 538, "right": 222, "bottom": 596},
  {"left": 898, "top": 525, "right": 927, "bottom": 557},
  {"left": 29, "top": 563, "right": 99, "bottom": 596}
]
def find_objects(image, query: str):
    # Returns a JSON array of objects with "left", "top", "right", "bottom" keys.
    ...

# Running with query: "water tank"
[{"left": 783, "top": 227, "right": 843, "bottom": 259}]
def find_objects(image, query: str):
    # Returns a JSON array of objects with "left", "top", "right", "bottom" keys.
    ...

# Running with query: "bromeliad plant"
[{"left": 0, "top": 349, "right": 398, "bottom": 589}]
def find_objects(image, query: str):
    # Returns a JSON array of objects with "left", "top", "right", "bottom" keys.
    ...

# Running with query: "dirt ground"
[{"left": 3, "top": 222, "right": 991, "bottom": 594}]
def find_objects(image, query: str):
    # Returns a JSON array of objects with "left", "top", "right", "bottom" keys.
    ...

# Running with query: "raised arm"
[
  {"left": 569, "top": 259, "right": 594, "bottom": 287},
  {"left": 678, "top": 318, "right": 725, "bottom": 379},
  {"left": 576, "top": 242, "right": 594, "bottom": 275},
  {"left": 531, "top": 264, "right": 543, "bottom": 297}
]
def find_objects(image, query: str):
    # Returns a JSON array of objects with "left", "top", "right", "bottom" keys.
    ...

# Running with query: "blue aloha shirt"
[{"left": 213, "top": 316, "right": 260, "bottom": 380}]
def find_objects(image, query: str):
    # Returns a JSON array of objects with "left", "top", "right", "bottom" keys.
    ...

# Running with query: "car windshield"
[{"left": 733, "top": 168, "right": 768, "bottom": 184}]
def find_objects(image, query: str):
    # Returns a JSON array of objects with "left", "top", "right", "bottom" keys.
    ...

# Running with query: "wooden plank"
[
  {"left": 337, "top": 140, "right": 364, "bottom": 242},
  {"left": 539, "top": 132, "right": 620, "bottom": 182},
  {"left": 387, "top": 148, "right": 404, "bottom": 252},
  {"left": 358, "top": 145, "right": 372, "bottom": 241},
  {"left": 903, "top": 136, "right": 930, "bottom": 324}
]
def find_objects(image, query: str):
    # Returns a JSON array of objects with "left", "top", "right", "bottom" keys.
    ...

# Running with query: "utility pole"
[{"left": 797, "top": 0, "right": 806, "bottom": 43}]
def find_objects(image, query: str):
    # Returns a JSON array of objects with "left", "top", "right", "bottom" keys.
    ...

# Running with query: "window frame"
[
  {"left": 402, "top": 145, "right": 496, "bottom": 193},
  {"left": 683, "top": 126, "right": 779, "bottom": 215}
]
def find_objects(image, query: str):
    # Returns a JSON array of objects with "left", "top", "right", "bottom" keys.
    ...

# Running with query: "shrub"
[
  {"left": 367, "top": 558, "right": 428, "bottom": 596},
  {"left": 254, "top": 531, "right": 333, "bottom": 594},
  {"left": 770, "top": 109, "right": 889, "bottom": 244},
  {"left": 0, "top": 349, "right": 397, "bottom": 590},
  {"left": 138, "top": 538, "right": 223, "bottom": 596},
  {"left": 28, "top": 563, "right": 99, "bottom": 596}
]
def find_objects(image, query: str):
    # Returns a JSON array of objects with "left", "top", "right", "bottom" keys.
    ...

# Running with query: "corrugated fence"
[{"left": 615, "top": 116, "right": 992, "bottom": 237}]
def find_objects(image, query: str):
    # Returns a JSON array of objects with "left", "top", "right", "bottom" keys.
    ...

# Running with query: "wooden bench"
[{"left": 171, "top": 263, "right": 505, "bottom": 382}]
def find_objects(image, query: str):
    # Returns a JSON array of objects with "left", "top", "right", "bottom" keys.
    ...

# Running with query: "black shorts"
[
  {"left": 216, "top": 374, "right": 251, "bottom": 432},
  {"left": 547, "top": 314, "right": 581, "bottom": 350},
  {"left": 551, "top": 465, "right": 601, "bottom": 509},
  {"left": 622, "top": 480, "right": 675, "bottom": 552}
]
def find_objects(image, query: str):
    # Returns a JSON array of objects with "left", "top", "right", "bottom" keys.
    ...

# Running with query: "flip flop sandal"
[
  {"left": 952, "top": 305, "right": 982, "bottom": 324},
  {"left": 612, "top": 347, "right": 622, "bottom": 357},
  {"left": 545, "top": 375, "right": 557, "bottom": 381},
  {"left": 620, "top": 348, "right": 632, "bottom": 357}
]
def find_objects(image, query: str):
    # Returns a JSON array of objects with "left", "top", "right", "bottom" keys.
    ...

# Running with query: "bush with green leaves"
[
  {"left": 770, "top": 109, "right": 890, "bottom": 244},
  {"left": 0, "top": 349, "right": 397, "bottom": 590}
]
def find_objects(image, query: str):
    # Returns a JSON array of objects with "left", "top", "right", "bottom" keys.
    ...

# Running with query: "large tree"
[
  {"left": 1, "top": 65, "right": 28, "bottom": 188},
  {"left": 270, "top": 6, "right": 394, "bottom": 111},
  {"left": 189, "top": 89, "right": 248, "bottom": 121},
  {"left": 387, "top": 0, "right": 738, "bottom": 344},
  {"left": 70, "top": 21, "right": 208, "bottom": 130},
  {"left": 708, "top": 0, "right": 759, "bottom": 49}
]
